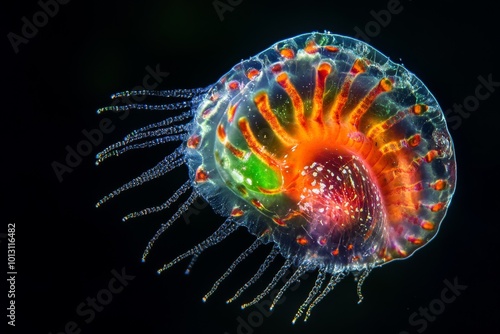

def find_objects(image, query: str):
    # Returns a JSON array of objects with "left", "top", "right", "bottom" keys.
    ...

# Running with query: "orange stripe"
[
  {"left": 311, "top": 62, "right": 332, "bottom": 123},
  {"left": 254, "top": 92, "right": 296, "bottom": 146},
  {"left": 348, "top": 78, "right": 393, "bottom": 129},
  {"left": 328, "top": 58, "right": 368, "bottom": 123},
  {"left": 276, "top": 73, "right": 307, "bottom": 130},
  {"left": 217, "top": 124, "right": 246, "bottom": 159},
  {"left": 238, "top": 117, "right": 279, "bottom": 169}
]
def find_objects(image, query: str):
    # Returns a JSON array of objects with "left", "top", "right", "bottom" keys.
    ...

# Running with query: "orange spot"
[
  {"left": 246, "top": 68, "right": 260, "bottom": 80},
  {"left": 407, "top": 134, "right": 421, "bottom": 147},
  {"left": 324, "top": 45, "right": 339, "bottom": 52},
  {"left": 296, "top": 236, "right": 308, "bottom": 245},
  {"left": 216, "top": 124, "right": 226, "bottom": 142},
  {"left": 304, "top": 40, "right": 319, "bottom": 54},
  {"left": 331, "top": 249, "right": 340, "bottom": 256},
  {"left": 430, "top": 202, "right": 445, "bottom": 212},
  {"left": 420, "top": 220, "right": 435, "bottom": 230},
  {"left": 272, "top": 216, "right": 286, "bottom": 226},
  {"left": 411, "top": 104, "right": 428, "bottom": 115},
  {"left": 347, "top": 244, "right": 354, "bottom": 251},
  {"left": 227, "top": 102, "right": 238, "bottom": 123},
  {"left": 195, "top": 167, "right": 208, "bottom": 183},
  {"left": 352, "top": 255, "right": 360, "bottom": 261},
  {"left": 187, "top": 134, "right": 201, "bottom": 149},
  {"left": 424, "top": 150, "right": 439, "bottom": 163},
  {"left": 231, "top": 207, "right": 244, "bottom": 217},
  {"left": 431, "top": 179, "right": 447, "bottom": 191},
  {"left": 397, "top": 249, "right": 408, "bottom": 257},
  {"left": 407, "top": 236, "right": 424, "bottom": 245},
  {"left": 251, "top": 199, "right": 264, "bottom": 209},
  {"left": 228, "top": 81, "right": 240, "bottom": 90},
  {"left": 280, "top": 48, "right": 295, "bottom": 59}
]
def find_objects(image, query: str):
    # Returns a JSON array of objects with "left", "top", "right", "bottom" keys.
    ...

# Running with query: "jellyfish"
[{"left": 96, "top": 32, "right": 456, "bottom": 322}]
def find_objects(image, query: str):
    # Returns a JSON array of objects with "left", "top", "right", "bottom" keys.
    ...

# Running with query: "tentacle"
[
  {"left": 226, "top": 246, "right": 279, "bottom": 304},
  {"left": 241, "top": 258, "right": 293, "bottom": 309},
  {"left": 292, "top": 268, "right": 326, "bottom": 324},
  {"left": 156, "top": 218, "right": 239, "bottom": 273},
  {"left": 95, "top": 147, "right": 185, "bottom": 207},
  {"left": 203, "top": 238, "right": 263, "bottom": 302},
  {"left": 270, "top": 264, "right": 309, "bottom": 310},
  {"left": 142, "top": 191, "right": 200, "bottom": 262},
  {"left": 304, "top": 272, "right": 346, "bottom": 322}
]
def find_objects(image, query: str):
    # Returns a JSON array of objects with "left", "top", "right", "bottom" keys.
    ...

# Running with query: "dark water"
[{"left": 4, "top": 0, "right": 499, "bottom": 333}]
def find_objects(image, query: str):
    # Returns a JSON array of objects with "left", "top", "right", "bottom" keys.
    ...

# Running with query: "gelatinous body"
[{"left": 97, "top": 32, "right": 456, "bottom": 322}]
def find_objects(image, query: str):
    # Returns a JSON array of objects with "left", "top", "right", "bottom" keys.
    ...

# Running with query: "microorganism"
[{"left": 96, "top": 32, "right": 456, "bottom": 323}]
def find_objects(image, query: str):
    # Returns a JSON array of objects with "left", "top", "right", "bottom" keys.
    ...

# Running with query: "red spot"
[
  {"left": 195, "top": 167, "right": 208, "bottom": 183},
  {"left": 273, "top": 217, "right": 286, "bottom": 226},
  {"left": 324, "top": 45, "right": 339, "bottom": 52},
  {"left": 424, "top": 150, "right": 439, "bottom": 163},
  {"left": 251, "top": 199, "right": 263, "bottom": 209},
  {"left": 407, "top": 236, "right": 424, "bottom": 245},
  {"left": 227, "top": 102, "right": 238, "bottom": 123},
  {"left": 246, "top": 68, "right": 260, "bottom": 80},
  {"left": 347, "top": 244, "right": 353, "bottom": 251},
  {"left": 271, "top": 63, "right": 282, "bottom": 73},
  {"left": 318, "top": 237, "right": 327, "bottom": 246},
  {"left": 331, "top": 249, "right": 340, "bottom": 256},
  {"left": 407, "top": 134, "right": 421, "bottom": 147},
  {"left": 228, "top": 81, "right": 240, "bottom": 90},
  {"left": 187, "top": 134, "right": 201, "bottom": 149},
  {"left": 231, "top": 207, "right": 244, "bottom": 217},
  {"left": 272, "top": 217, "right": 286, "bottom": 226},
  {"left": 296, "top": 236, "right": 308, "bottom": 246},
  {"left": 217, "top": 124, "right": 226, "bottom": 142}
]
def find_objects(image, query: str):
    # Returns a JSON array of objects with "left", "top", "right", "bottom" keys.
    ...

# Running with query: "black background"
[{"left": 3, "top": 0, "right": 499, "bottom": 333}]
